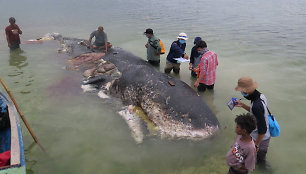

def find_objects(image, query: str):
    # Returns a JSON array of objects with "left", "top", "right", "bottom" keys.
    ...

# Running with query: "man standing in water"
[
  {"left": 234, "top": 76, "right": 271, "bottom": 167},
  {"left": 194, "top": 40, "right": 218, "bottom": 92},
  {"left": 87, "top": 26, "right": 112, "bottom": 53},
  {"left": 144, "top": 28, "right": 161, "bottom": 66},
  {"left": 164, "top": 33, "right": 189, "bottom": 74},
  {"left": 189, "top": 37, "right": 202, "bottom": 77},
  {"left": 5, "top": 17, "right": 22, "bottom": 50}
]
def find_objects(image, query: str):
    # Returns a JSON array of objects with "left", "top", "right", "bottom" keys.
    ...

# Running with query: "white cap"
[{"left": 177, "top": 32, "right": 188, "bottom": 40}]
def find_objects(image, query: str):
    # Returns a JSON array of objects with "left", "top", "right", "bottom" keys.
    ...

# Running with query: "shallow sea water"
[{"left": 0, "top": 0, "right": 306, "bottom": 173}]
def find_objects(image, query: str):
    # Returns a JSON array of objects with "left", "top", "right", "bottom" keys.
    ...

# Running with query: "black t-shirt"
[{"left": 248, "top": 90, "right": 267, "bottom": 134}]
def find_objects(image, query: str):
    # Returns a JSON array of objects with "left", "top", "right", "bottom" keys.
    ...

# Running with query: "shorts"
[
  {"left": 164, "top": 62, "right": 180, "bottom": 74},
  {"left": 94, "top": 41, "right": 110, "bottom": 47},
  {"left": 197, "top": 83, "right": 214, "bottom": 92}
]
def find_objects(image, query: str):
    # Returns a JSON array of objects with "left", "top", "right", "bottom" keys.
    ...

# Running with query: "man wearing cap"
[
  {"left": 189, "top": 37, "right": 202, "bottom": 77},
  {"left": 144, "top": 28, "right": 161, "bottom": 66},
  {"left": 87, "top": 26, "right": 112, "bottom": 53},
  {"left": 194, "top": 40, "right": 218, "bottom": 92},
  {"left": 5, "top": 17, "right": 22, "bottom": 50},
  {"left": 234, "top": 76, "right": 271, "bottom": 166},
  {"left": 164, "top": 33, "right": 189, "bottom": 74}
]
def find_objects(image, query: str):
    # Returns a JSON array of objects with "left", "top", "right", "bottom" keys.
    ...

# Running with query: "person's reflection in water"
[
  {"left": 9, "top": 48, "right": 28, "bottom": 70},
  {"left": 199, "top": 89, "right": 218, "bottom": 115},
  {"left": 8, "top": 48, "right": 32, "bottom": 94}
]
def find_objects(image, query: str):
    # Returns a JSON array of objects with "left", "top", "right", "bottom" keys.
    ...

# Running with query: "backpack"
[
  {"left": 159, "top": 40, "right": 165, "bottom": 54},
  {"left": 149, "top": 39, "right": 166, "bottom": 54}
]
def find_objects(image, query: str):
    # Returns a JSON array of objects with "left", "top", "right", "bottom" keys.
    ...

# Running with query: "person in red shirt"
[
  {"left": 5, "top": 17, "right": 22, "bottom": 50},
  {"left": 194, "top": 40, "right": 218, "bottom": 92}
]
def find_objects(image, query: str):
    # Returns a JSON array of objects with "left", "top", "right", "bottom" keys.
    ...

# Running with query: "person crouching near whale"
[
  {"left": 144, "top": 28, "right": 161, "bottom": 66},
  {"left": 87, "top": 26, "right": 112, "bottom": 53},
  {"left": 164, "top": 33, "right": 189, "bottom": 74},
  {"left": 193, "top": 40, "right": 218, "bottom": 92},
  {"left": 226, "top": 113, "right": 257, "bottom": 174}
]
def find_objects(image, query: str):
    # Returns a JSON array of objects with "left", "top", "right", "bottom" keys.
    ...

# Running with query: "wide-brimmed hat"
[
  {"left": 235, "top": 76, "right": 258, "bottom": 93},
  {"left": 177, "top": 32, "right": 188, "bottom": 40}
]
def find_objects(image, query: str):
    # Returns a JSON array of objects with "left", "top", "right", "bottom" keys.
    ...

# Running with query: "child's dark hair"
[
  {"left": 235, "top": 113, "right": 256, "bottom": 134},
  {"left": 195, "top": 40, "right": 207, "bottom": 49}
]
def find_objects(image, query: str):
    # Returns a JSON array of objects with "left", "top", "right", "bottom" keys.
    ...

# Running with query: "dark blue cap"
[{"left": 194, "top": 37, "right": 202, "bottom": 44}]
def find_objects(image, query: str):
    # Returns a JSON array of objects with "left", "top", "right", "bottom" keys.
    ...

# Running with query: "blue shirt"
[{"left": 166, "top": 41, "right": 186, "bottom": 63}]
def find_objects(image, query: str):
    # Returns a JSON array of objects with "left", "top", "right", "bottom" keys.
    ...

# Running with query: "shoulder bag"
[{"left": 262, "top": 100, "right": 280, "bottom": 137}]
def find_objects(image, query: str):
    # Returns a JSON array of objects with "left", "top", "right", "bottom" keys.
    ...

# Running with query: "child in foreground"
[{"left": 226, "top": 113, "right": 257, "bottom": 174}]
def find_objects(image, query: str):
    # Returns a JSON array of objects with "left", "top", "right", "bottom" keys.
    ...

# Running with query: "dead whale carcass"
[{"left": 63, "top": 47, "right": 220, "bottom": 143}]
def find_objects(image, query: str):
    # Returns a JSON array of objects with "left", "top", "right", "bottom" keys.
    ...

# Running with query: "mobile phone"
[{"left": 227, "top": 97, "right": 237, "bottom": 110}]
